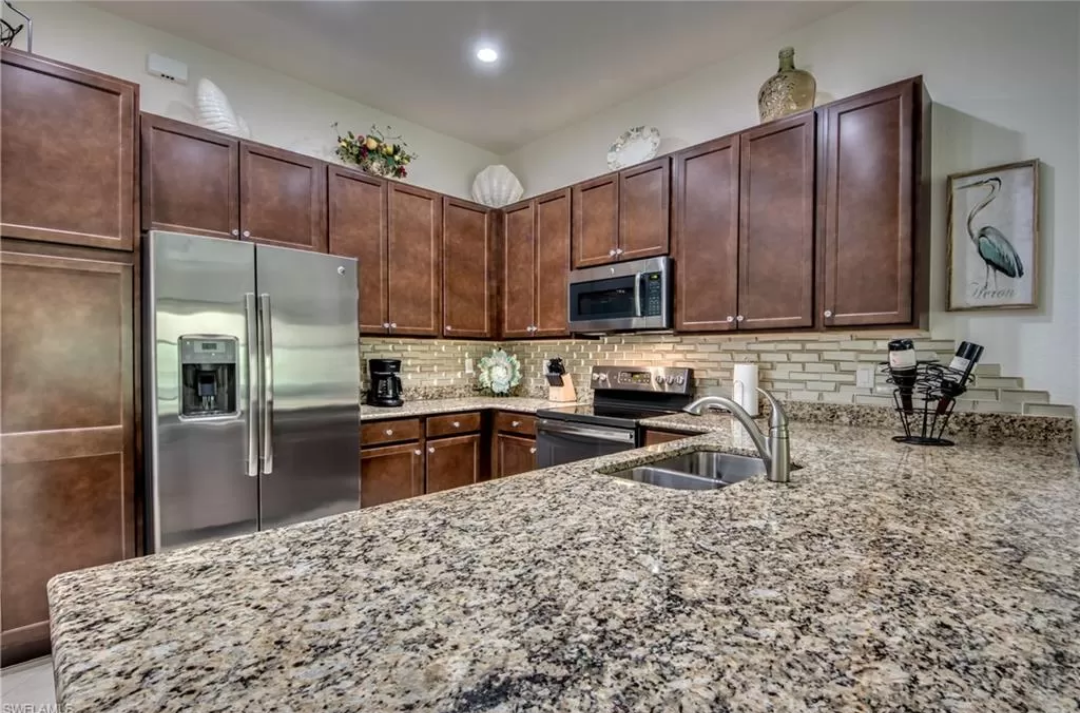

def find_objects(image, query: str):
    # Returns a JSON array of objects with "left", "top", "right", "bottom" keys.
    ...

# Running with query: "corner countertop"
[
  {"left": 360, "top": 396, "right": 564, "bottom": 421},
  {"left": 49, "top": 416, "right": 1080, "bottom": 711}
]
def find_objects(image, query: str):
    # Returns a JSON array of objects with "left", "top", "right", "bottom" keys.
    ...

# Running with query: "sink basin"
[{"left": 607, "top": 451, "right": 767, "bottom": 491}]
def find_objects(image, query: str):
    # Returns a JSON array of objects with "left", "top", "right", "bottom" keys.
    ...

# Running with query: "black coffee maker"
[{"left": 367, "top": 359, "right": 403, "bottom": 407}]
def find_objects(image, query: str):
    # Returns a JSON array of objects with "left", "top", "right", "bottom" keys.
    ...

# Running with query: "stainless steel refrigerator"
[{"left": 144, "top": 231, "right": 360, "bottom": 552}]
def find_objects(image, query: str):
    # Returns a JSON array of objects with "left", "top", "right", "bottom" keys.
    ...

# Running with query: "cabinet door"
[
  {"left": 644, "top": 430, "right": 686, "bottom": 446},
  {"left": 672, "top": 135, "right": 740, "bottom": 331},
  {"left": 496, "top": 434, "right": 537, "bottom": 478},
  {"left": 239, "top": 141, "right": 328, "bottom": 251},
  {"left": 442, "top": 198, "right": 493, "bottom": 338},
  {"left": 534, "top": 189, "right": 572, "bottom": 337},
  {"left": 618, "top": 157, "right": 670, "bottom": 261},
  {"left": 820, "top": 80, "right": 915, "bottom": 326},
  {"left": 387, "top": 183, "right": 442, "bottom": 336},
  {"left": 738, "top": 113, "right": 815, "bottom": 330},
  {"left": 572, "top": 173, "right": 619, "bottom": 267},
  {"left": 425, "top": 434, "right": 481, "bottom": 494},
  {"left": 501, "top": 201, "right": 536, "bottom": 338},
  {"left": 141, "top": 113, "right": 239, "bottom": 239},
  {"left": 360, "top": 442, "right": 424, "bottom": 508},
  {"left": 328, "top": 166, "right": 388, "bottom": 334},
  {"left": 0, "top": 50, "right": 137, "bottom": 251},
  {"left": 0, "top": 242, "right": 136, "bottom": 665}
]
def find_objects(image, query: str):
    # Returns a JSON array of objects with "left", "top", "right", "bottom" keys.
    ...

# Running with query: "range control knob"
[
  {"left": 655, "top": 374, "right": 665, "bottom": 385},
  {"left": 597, "top": 372, "right": 609, "bottom": 382},
  {"left": 667, "top": 375, "right": 676, "bottom": 385},
  {"left": 676, "top": 375, "right": 685, "bottom": 385},
  {"left": 591, "top": 373, "right": 601, "bottom": 381}
]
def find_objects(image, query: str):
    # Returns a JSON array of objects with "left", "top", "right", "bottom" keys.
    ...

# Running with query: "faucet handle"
[{"left": 756, "top": 387, "right": 787, "bottom": 430}]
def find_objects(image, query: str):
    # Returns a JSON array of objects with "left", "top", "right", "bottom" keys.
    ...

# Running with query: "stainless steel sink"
[{"left": 607, "top": 451, "right": 769, "bottom": 491}]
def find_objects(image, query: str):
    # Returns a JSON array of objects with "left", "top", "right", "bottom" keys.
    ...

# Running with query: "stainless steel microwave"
[{"left": 567, "top": 256, "right": 672, "bottom": 333}]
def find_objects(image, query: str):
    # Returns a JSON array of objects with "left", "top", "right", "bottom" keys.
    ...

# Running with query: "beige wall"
[{"left": 8, "top": 1, "right": 498, "bottom": 198}]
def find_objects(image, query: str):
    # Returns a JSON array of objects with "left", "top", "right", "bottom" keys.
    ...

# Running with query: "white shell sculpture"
[
  {"left": 471, "top": 165, "right": 524, "bottom": 208},
  {"left": 195, "top": 78, "right": 251, "bottom": 139}
]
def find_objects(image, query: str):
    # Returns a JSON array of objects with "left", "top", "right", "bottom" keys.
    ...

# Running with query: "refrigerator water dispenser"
[{"left": 179, "top": 336, "right": 238, "bottom": 418}]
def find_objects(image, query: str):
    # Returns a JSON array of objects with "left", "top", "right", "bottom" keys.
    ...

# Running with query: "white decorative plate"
[
  {"left": 477, "top": 349, "right": 522, "bottom": 396},
  {"left": 606, "top": 126, "right": 661, "bottom": 170}
]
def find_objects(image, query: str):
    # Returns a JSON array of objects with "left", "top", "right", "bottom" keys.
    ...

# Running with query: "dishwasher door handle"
[{"left": 538, "top": 420, "right": 636, "bottom": 443}]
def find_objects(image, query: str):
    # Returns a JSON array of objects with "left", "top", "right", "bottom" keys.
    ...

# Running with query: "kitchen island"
[{"left": 49, "top": 415, "right": 1080, "bottom": 711}]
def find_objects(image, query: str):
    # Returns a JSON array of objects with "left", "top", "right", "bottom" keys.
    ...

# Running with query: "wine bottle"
[
  {"left": 937, "top": 341, "right": 984, "bottom": 414},
  {"left": 888, "top": 338, "right": 917, "bottom": 414}
]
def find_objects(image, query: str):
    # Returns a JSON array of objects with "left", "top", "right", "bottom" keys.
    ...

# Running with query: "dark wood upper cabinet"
[
  {"left": 0, "top": 241, "right": 136, "bottom": 666},
  {"left": 673, "top": 135, "right": 740, "bottom": 332},
  {"left": 738, "top": 112, "right": 815, "bottom": 330},
  {"left": 360, "top": 441, "right": 424, "bottom": 509},
  {"left": 819, "top": 78, "right": 922, "bottom": 327},
  {"left": 0, "top": 49, "right": 137, "bottom": 251},
  {"left": 501, "top": 201, "right": 536, "bottom": 338},
  {"left": 239, "top": 142, "right": 327, "bottom": 252},
  {"left": 618, "top": 157, "right": 670, "bottom": 261},
  {"left": 533, "top": 188, "right": 571, "bottom": 337},
  {"left": 387, "top": 183, "right": 442, "bottom": 336},
  {"left": 572, "top": 173, "right": 619, "bottom": 268},
  {"left": 141, "top": 113, "right": 239, "bottom": 239},
  {"left": 442, "top": 198, "right": 494, "bottom": 339},
  {"left": 425, "top": 434, "right": 481, "bottom": 494},
  {"left": 328, "top": 166, "right": 388, "bottom": 334}
]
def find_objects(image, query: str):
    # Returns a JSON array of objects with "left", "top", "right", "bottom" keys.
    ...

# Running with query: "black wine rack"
[{"left": 879, "top": 361, "right": 967, "bottom": 446}]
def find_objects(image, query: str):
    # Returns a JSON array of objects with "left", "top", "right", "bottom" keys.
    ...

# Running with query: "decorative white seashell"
[
  {"left": 195, "top": 78, "right": 251, "bottom": 138},
  {"left": 471, "top": 165, "right": 524, "bottom": 208}
]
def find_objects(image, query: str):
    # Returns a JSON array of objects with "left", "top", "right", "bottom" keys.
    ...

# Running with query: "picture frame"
[{"left": 946, "top": 159, "right": 1039, "bottom": 311}]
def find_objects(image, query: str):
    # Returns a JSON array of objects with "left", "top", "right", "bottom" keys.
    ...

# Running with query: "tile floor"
[{"left": 1, "top": 657, "right": 56, "bottom": 708}]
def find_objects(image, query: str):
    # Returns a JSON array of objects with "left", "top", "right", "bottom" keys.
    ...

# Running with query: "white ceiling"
[{"left": 95, "top": 1, "right": 851, "bottom": 154}]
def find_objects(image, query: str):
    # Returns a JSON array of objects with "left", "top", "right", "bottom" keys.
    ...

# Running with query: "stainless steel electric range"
[{"left": 535, "top": 365, "right": 694, "bottom": 468}]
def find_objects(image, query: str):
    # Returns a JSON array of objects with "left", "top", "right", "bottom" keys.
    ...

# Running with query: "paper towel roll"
[{"left": 733, "top": 364, "right": 759, "bottom": 417}]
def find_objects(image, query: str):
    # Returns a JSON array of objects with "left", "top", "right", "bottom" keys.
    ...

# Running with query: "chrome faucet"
[{"left": 682, "top": 389, "right": 792, "bottom": 483}]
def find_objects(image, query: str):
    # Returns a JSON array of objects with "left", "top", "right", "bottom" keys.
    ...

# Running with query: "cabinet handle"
[
  {"left": 428, "top": 446, "right": 435, "bottom": 454},
  {"left": 231, "top": 229, "right": 239, "bottom": 237},
  {"left": 608, "top": 249, "right": 616, "bottom": 257},
  {"left": 242, "top": 230, "right": 251, "bottom": 238},
  {"left": 452, "top": 421, "right": 460, "bottom": 428},
  {"left": 446, "top": 325, "right": 452, "bottom": 331},
  {"left": 511, "top": 420, "right": 521, "bottom": 427},
  {"left": 414, "top": 449, "right": 421, "bottom": 456},
  {"left": 615, "top": 248, "right": 624, "bottom": 255},
  {"left": 726, "top": 316, "right": 734, "bottom": 323},
  {"left": 383, "top": 322, "right": 391, "bottom": 329},
  {"left": 824, "top": 310, "right": 833, "bottom": 318},
  {"left": 390, "top": 322, "right": 397, "bottom": 329},
  {"left": 385, "top": 428, "right": 394, "bottom": 435},
  {"left": 529, "top": 447, "right": 537, "bottom": 454},
  {"left": 736, "top": 315, "right": 745, "bottom": 322}
]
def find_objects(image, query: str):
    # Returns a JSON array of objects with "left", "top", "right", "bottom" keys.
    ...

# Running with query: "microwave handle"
[{"left": 633, "top": 272, "right": 643, "bottom": 317}]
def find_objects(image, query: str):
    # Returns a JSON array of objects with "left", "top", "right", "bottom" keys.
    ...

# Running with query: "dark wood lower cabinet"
[
  {"left": 425, "top": 434, "right": 481, "bottom": 494},
  {"left": 0, "top": 240, "right": 136, "bottom": 666},
  {"left": 643, "top": 430, "right": 687, "bottom": 446},
  {"left": 495, "top": 434, "right": 537, "bottom": 479},
  {"left": 360, "top": 442, "right": 424, "bottom": 508}
]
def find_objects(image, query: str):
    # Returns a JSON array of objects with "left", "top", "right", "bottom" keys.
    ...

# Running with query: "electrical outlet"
[
  {"left": 464, "top": 357, "right": 474, "bottom": 375},
  {"left": 856, "top": 367, "right": 875, "bottom": 389}
]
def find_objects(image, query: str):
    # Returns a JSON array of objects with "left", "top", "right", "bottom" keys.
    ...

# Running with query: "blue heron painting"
[{"left": 957, "top": 176, "right": 1024, "bottom": 291}]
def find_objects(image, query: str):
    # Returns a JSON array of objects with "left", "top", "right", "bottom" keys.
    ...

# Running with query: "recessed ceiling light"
[{"left": 476, "top": 47, "right": 499, "bottom": 63}]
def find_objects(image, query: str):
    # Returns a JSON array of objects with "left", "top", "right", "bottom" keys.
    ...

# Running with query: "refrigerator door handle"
[
  {"left": 259, "top": 293, "right": 275, "bottom": 475},
  {"left": 244, "top": 293, "right": 259, "bottom": 477}
]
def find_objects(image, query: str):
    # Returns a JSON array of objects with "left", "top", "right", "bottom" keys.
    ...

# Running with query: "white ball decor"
[
  {"left": 195, "top": 78, "right": 251, "bottom": 139},
  {"left": 471, "top": 165, "right": 524, "bottom": 208}
]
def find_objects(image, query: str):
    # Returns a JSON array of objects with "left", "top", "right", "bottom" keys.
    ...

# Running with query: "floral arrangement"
[
  {"left": 477, "top": 349, "right": 522, "bottom": 396},
  {"left": 333, "top": 123, "right": 417, "bottom": 179}
]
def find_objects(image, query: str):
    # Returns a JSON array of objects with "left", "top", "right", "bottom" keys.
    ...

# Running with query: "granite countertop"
[
  {"left": 49, "top": 416, "right": 1080, "bottom": 711},
  {"left": 360, "top": 396, "right": 564, "bottom": 421}
]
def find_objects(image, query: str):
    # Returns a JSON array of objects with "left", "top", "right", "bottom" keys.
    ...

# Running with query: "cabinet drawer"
[
  {"left": 361, "top": 418, "right": 422, "bottom": 446},
  {"left": 495, "top": 412, "right": 536, "bottom": 437},
  {"left": 426, "top": 412, "right": 481, "bottom": 438}
]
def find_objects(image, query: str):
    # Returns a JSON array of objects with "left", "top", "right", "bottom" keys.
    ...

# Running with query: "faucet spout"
[{"left": 682, "top": 389, "right": 792, "bottom": 483}]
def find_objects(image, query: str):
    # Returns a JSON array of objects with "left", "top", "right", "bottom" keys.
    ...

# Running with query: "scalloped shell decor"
[
  {"left": 195, "top": 78, "right": 251, "bottom": 139},
  {"left": 471, "top": 165, "right": 524, "bottom": 208}
]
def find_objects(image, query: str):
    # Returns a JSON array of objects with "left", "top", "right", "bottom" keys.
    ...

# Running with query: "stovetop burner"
[{"left": 535, "top": 365, "right": 695, "bottom": 430}]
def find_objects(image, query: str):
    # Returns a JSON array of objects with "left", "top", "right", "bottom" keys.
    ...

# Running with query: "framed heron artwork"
[{"left": 946, "top": 159, "right": 1039, "bottom": 311}]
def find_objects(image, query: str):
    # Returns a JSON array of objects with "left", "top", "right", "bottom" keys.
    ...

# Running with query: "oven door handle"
[{"left": 538, "top": 420, "right": 637, "bottom": 443}]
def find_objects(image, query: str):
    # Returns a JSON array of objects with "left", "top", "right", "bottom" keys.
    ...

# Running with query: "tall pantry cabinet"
[{"left": 0, "top": 49, "right": 139, "bottom": 665}]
